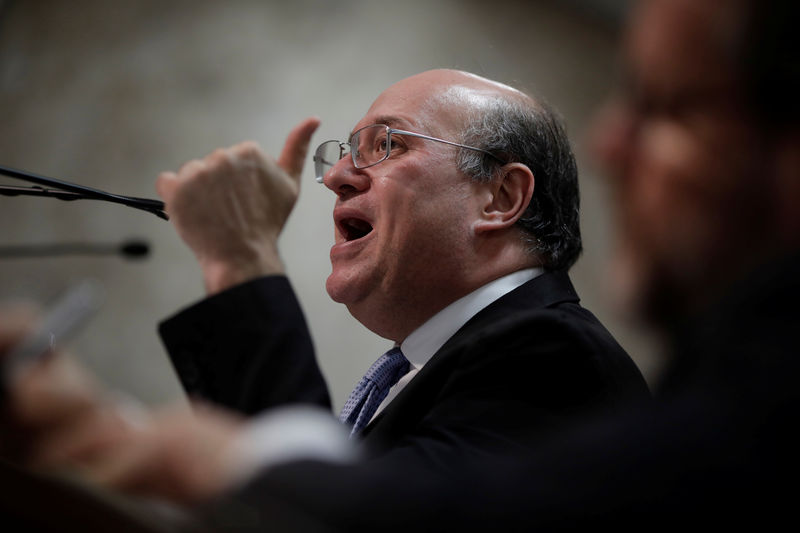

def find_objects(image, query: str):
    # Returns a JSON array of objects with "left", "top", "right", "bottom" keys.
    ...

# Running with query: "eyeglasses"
[{"left": 313, "top": 123, "right": 503, "bottom": 183}]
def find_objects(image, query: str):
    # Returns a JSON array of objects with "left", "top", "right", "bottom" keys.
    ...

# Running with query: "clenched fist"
[{"left": 156, "top": 118, "right": 320, "bottom": 294}]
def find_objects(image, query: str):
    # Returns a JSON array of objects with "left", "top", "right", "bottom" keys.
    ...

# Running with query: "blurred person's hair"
[{"left": 740, "top": 0, "right": 799, "bottom": 128}]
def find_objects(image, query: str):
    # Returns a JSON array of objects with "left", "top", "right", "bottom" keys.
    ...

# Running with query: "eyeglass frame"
[{"left": 313, "top": 123, "right": 505, "bottom": 183}]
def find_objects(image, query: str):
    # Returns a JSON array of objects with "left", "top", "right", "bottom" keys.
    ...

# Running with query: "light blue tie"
[{"left": 339, "top": 347, "right": 410, "bottom": 437}]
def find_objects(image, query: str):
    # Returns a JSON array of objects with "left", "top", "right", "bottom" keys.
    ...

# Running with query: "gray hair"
[{"left": 456, "top": 96, "right": 582, "bottom": 271}]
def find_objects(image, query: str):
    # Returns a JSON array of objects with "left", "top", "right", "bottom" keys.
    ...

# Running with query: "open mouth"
[{"left": 340, "top": 217, "right": 373, "bottom": 241}]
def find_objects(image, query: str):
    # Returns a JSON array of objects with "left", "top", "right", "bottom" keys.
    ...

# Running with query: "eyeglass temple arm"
[
  {"left": 0, "top": 164, "right": 169, "bottom": 220},
  {"left": 391, "top": 129, "right": 505, "bottom": 163}
]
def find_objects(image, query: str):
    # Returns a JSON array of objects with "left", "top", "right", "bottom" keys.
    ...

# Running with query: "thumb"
[{"left": 278, "top": 117, "right": 321, "bottom": 183}]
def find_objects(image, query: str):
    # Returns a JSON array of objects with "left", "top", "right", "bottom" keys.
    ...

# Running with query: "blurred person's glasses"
[{"left": 313, "top": 124, "right": 503, "bottom": 183}]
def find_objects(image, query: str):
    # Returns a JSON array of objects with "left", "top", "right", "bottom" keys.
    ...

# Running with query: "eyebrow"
[
  {"left": 373, "top": 115, "right": 410, "bottom": 128},
  {"left": 348, "top": 115, "right": 415, "bottom": 138}
]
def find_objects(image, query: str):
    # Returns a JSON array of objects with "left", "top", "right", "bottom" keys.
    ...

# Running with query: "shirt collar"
[{"left": 400, "top": 267, "right": 544, "bottom": 368}]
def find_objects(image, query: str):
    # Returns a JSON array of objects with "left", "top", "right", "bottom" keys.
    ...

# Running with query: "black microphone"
[
  {"left": 118, "top": 240, "right": 150, "bottom": 258},
  {"left": 1, "top": 165, "right": 168, "bottom": 220},
  {"left": 0, "top": 239, "right": 151, "bottom": 260}
]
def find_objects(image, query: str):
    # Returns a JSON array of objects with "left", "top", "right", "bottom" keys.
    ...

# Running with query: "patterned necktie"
[{"left": 339, "top": 347, "right": 410, "bottom": 437}]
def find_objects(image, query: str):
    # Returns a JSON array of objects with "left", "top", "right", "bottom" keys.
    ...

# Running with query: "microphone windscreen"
[{"left": 119, "top": 240, "right": 150, "bottom": 258}]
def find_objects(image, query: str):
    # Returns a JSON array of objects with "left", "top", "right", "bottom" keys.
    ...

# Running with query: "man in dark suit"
[
  {"left": 153, "top": 69, "right": 648, "bottom": 467},
  {"left": 0, "top": 69, "right": 647, "bottom": 504}
]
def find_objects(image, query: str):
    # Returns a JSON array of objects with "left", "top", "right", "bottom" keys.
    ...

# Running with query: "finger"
[
  {"left": 10, "top": 355, "right": 100, "bottom": 427},
  {"left": 204, "top": 147, "right": 231, "bottom": 168},
  {"left": 155, "top": 171, "right": 177, "bottom": 201},
  {"left": 29, "top": 404, "right": 130, "bottom": 468},
  {"left": 0, "top": 303, "right": 39, "bottom": 353},
  {"left": 79, "top": 434, "right": 159, "bottom": 492},
  {"left": 177, "top": 158, "right": 207, "bottom": 178},
  {"left": 226, "top": 141, "right": 264, "bottom": 170},
  {"left": 278, "top": 117, "right": 321, "bottom": 182},
  {"left": 35, "top": 394, "right": 150, "bottom": 468}
]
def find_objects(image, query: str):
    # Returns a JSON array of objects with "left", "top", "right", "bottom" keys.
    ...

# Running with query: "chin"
[
  {"left": 325, "top": 274, "right": 348, "bottom": 304},
  {"left": 325, "top": 268, "right": 368, "bottom": 306}
]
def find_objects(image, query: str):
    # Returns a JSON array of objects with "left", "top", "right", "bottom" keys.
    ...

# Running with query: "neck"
[{"left": 352, "top": 246, "right": 539, "bottom": 342}]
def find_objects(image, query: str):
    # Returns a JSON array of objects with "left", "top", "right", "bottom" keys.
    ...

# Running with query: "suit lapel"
[{"left": 361, "top": 271, "right": 580, "bottom": 444}]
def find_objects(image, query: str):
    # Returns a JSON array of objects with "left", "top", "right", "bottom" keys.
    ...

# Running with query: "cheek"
[
  {"left": 382, "top": 201, "right": 451, "bottom": 256},
  {"left": 377, "top": 166, "right": 472, "bottom": 238}
]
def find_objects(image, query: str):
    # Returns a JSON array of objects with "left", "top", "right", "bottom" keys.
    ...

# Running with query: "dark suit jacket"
[
  {"left": 160, "top": 270, "right": 649, "bottom": 470},
  {"left": 195, "top": 254, "right": 800, "bottom": 532},
  {"left": 159, "top": 276, "right": 331, "bottom": 414}
]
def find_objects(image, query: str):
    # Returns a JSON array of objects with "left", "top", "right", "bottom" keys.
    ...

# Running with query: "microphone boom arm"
[{"left": 0, "top": 164, "right": 168, "bottom": 220}]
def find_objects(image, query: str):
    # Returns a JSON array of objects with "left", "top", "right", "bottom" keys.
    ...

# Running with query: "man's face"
[
  {"left": 322, "top": 72, "right": 487, "bottom": 341},
  {"left": 590, "top": 0, "right": 768, "bottom": 322}
]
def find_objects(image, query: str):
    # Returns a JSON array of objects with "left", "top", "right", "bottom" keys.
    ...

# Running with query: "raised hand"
[{"left": 156, "top": 117, "right": 320, "bottom": 293}]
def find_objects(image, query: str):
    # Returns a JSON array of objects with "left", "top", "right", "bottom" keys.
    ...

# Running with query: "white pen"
[{"left": 2, "top": 279, "right": 104, "bottom": 386}]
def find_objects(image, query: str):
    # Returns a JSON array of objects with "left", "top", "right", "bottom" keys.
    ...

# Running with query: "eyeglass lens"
[
  {"left": 351, "top": 124, "right": 390, "bottom": 169},
  {"left": 314, "top": 124, "right": 392, "bottom": 183},
  {"left": 314, "top": 141, "right": 345, "bottom": 183}
]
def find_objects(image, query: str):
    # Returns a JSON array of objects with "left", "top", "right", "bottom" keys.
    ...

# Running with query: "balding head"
[
  {"left": 323, "top": 69, "right": 581, "bottom": 339},
  {"left": 367, "top": 69, "right": 581, "bottom": 271},
  {"left": 362, "top": 70, "right": 530, "bottom": 134},
  {"left": 418, "top": 69, "right": 534, "bottom": 113}
]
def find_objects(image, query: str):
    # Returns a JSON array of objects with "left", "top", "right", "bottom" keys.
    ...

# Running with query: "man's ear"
[{"left": 473, "top": 163, "right": 534, "bottom": 234}]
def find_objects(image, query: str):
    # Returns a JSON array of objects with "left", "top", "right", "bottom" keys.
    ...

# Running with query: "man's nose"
[{"left": 323, "top": 157, "right": 370, "bottom": 197}]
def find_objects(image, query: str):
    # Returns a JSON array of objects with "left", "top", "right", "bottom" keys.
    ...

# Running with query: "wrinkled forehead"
[
  {"left": 356, "top": 83, "right": 466, "bottom": 137},
  {"left": 355, "top": 71, "right": 527, "bottom": 137}
]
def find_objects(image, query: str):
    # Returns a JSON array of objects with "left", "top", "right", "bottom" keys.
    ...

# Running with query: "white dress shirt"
[
  {"left": 374, "top": 267, "right": 543, "bottom": 419},
  {"left": 221, "top": 267, "right": 543, "bottom": 487}
]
